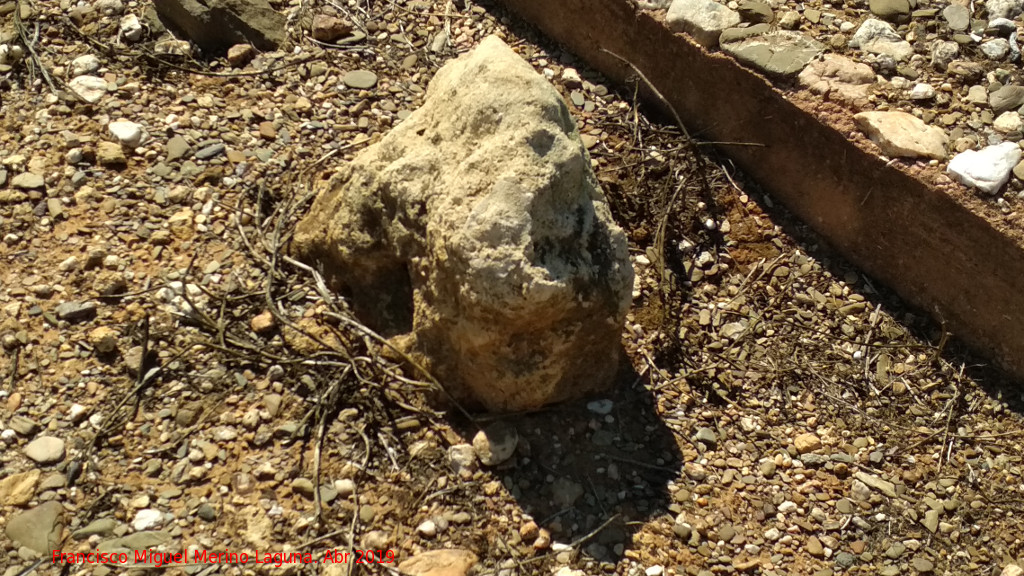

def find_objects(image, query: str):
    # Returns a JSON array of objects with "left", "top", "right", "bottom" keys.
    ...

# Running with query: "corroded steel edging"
[{"left": 500, "top": 0, "right": 1024, "bottom": 381}]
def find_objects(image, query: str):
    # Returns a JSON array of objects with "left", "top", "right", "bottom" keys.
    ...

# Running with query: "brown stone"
[
  {"left": 794, "top": 433, "right": 822, "bottom": 454},
  {"left": 0, "top": 470, "right": 41, "bottom": 507},
  {"left": 397, "top": 550, "right": 478, "bottom": 576},
  {"left": 312, "top": 14, "right": 353, "bottom": 42},
  {"left": 227, "top": 43, "right": 256, "bottom": 67},
  {"left": 96, "top": 141, "right": 127, "bottom": 166},
  {"left": 250, "top": 310, "right": 275, "bottom": 334},
  {"left": 258, "top": 121, "right": 277, "bottom": 140}
]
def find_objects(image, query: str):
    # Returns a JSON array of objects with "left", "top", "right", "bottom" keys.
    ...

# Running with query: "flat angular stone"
[
  {"left": 948, "top": 142, "right": 1022, "bottom": 194},
  {"left": 854, "top": 111, "right": 948, "bottom": 160},
  {"left": 721, "top": 30, "right": 824, "bottom": 77}
]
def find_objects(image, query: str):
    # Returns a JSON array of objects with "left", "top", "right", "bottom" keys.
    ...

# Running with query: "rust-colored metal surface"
[{"left": 499, "top": 0, "right": 1024, "bottom": 381}]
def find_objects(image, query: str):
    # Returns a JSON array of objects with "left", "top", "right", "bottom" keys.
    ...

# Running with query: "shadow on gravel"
[
  {"left": 450, "top": 361, "right": 683, "bottom": 565},
  {"left": 733, "top": 168, "right": 1024, "bottom": 419}
]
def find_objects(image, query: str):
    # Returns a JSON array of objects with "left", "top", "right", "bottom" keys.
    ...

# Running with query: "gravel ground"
[
  {"left": 643, "top": 0, "right": 1024, "bottom": 219},
  {"left": 1, "top": 1, "right": 1024, "bottom": 576}
]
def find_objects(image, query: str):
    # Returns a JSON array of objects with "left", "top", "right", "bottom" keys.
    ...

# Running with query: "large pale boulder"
[{"left": 293, "top": 36, "right": 633, "bottom": 412}]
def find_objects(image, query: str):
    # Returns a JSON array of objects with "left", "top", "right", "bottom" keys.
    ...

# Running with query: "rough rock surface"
[
  {"left": 798, "top": 54, "right": 875, "bottom": 107},
  {"left": 720, "top": 30, "right": 824, "bottom": 78},
  {"left": 848, "top": 18, "right": 913, "bottom": 61},
  {"left": 853, "top": 111, "right": 948, "bottom": 160},
  {"left": 989, "top": 85, "right": 1024, "bottom": 114},
  {"left": 293, "top": 36, "right": 633, "bottom": 412},
  {"left": 152, "top": 0, "right": 286, "bottom": 53},
  {"left": 6, "top": 501, "right": 64, "bottom": 554},
  {"left": 666, "top": 0, "right": 742, "bottom": 47},
  {"left": 398, "top": 549, "right": 479, "bottom": 576}
]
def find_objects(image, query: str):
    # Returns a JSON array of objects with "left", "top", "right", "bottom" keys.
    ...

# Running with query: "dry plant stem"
[
  {"left": 280, "top": 252, "right": 478, "bottom": 424},
  {"left": 13, "top": 0, "right": 59, "bottom": 96},
  {"left": 602, "top": 49, "right": 713, "bottom": 305},
  {"left": 6, "top": 349, "right": 18, "bottom": 389},
  {"left": 937, "top": 379, "right": 961, "bottom": 475},
  {"left": 313, "top": 405, "right": 328, "bottom": 524},
  {"left": 346, "top": 425, "right": 372, "bottom": 576}
]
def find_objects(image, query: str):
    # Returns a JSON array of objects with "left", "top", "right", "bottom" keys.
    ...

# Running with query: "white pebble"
[
  {"left": 132, "top": 509, "right": 164, "bottom": 531},
  {"left": 417, "top": 519, "right": 437, "bottom": 538}
]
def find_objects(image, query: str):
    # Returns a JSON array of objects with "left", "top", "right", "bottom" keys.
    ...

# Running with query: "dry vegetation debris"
[{"left": 0, "top": 1, "right": 1023, "bottom": 576}]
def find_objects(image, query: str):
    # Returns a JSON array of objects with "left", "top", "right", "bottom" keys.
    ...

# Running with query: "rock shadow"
[{"left": 449, "top": 359, "right": 683, "bottom": 565}]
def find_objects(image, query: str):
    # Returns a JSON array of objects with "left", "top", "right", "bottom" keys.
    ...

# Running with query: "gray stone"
[
  {"left": 853, "top": 471, "right": 898, "bottom": 497},
  {"left": 721, "top": 30, "right": 824, "bottom": 77},
  {"left": 166, "top": 135, "right": 191, "bottom": 161},
  {"left": 988, "top": 17, "right": 1017, "bottom": 37},
  {"left": 55, "top": 301, "right": 97, "bottom": 321},
  {"left": 70, "top": 54, "right": 101, "bottom": 76},
  {"left": 318, "top": 484, "right": 338, "bottom": 504},
  {"left": 913, "top": 557, "right": 935, "bottom": 573},
  {"left": 24, "top": 436, "right": 66, "bottom": 464},
  {"left": 777, "top": 10, "right": 800, "bottom": 29},
  {"left": 551, "top": 478, "right": 584, "bottom": 507},
  {"left": 291, "top": 478, "right": 315, "bottom": 498},
  {"left": 737, "top": 0, "right": 773, "bottom": 23},
  {"left": 197, "top": 503, "right": 217, "bottom": 521},
  {"left": 990, "top": 85, "right": 1024, "bottom": 114},
  {"left": 966, "top": 84, "right": 989, "bottom": 104},
  {"left": 870, "top": 0, "right": 910, "bottom": 21},
  {"left": 6, "top": 501, "right": 64, "bottom": 554},
  {"left": 666, "top": 0, "right": 742, "bottom": 47},
  {"left": 472, "top": 422, "right": 518, "bottom": 466},
  {"left": 343, "top": 69, "right": 378, "bottom": 89},
  {"left": 835, "top": 552, "right": 856, "bottom": 568},
  {"left": 948, "top": 142, "right": 1022, "bottom": 193},
  {"left": 195, "top": 142, "right": 225, "bottom": 159},
  {"left": 72, "top": 518, "right": 118, "bottom": 540},
  {"left": 9, "top": 415, "right": 39, "bottom": 436},
  {"left": 942, "top": 4, "right": 970, "bottom": 31},
  {"left": 981, "top": 38, "right": 1011, "bottom": 59},
  {"left": 97, "top": 530, "right": 173, "bottom": 553},
  {"left": 694, "top": 427, "right": 718, "bottom": 446},
  {"left": 719, "top": 23, "right": 770, "bottom": 44},
  {"left": 152, "top": 0, "right": 286, "bottom": 52},
  {"left": 108, "top": 120, "right": 145, "bottom": 147},
  {"left": 931, "top": 41, "right": 960, "bottom": 70},
  {"left": 922, "top": 508, "right": 940, "bottom": 532},
  {"left": 988, "top": 0, "right": 1024, "bottom": 19},
  {"left": 11, "top": 172, "right": 44, "bottom": 190},
  {"left": 850, "top": 18, "right": 914, "bottom": 61},
  {"left": 886, "top": 542, "right": 907, "bottom": 558},
  {"left": 293, "top": 36, "right": 633, "bottom": 412}
]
